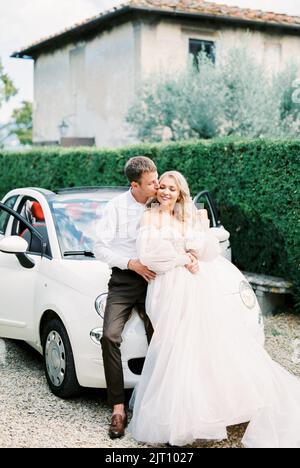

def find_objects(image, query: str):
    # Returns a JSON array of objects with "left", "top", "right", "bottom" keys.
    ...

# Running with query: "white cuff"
[{"left": 113, "top": 257, "right": 131, "bottom": 270}]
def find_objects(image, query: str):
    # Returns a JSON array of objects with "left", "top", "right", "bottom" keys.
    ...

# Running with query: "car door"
[
  {"left": 0, "top": 201, "right": 43, "bottom": 341},
  {"left": 0, "top": 195, "right": 19, "bottom": 241},
  {"left": 193, "top": 190, "right": 232, "bottom": 261}
]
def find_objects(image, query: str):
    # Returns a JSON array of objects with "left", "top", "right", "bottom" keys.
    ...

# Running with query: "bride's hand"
[
  {"left": 185, "top": 252, "right": 199, "bottom": 275},
  {"left": 187, "top": 249, "right": 200, "bottom": 259}
]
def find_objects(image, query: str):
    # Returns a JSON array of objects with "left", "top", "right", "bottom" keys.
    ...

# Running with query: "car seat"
[
  {"left": 20, "top": 202, "right": 51, "bottom": 256},
  {"left": 31, "top": 201, "right": 45, "bottom": 222}
]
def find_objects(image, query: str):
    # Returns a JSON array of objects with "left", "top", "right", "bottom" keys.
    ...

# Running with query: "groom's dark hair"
[{"left": 125, "top": 156, "right": 157, "bottom": 183}]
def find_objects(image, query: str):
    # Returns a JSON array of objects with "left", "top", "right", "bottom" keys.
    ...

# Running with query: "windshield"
[{"left": 49, "top": 196, "right": 110, "bottom": 258}]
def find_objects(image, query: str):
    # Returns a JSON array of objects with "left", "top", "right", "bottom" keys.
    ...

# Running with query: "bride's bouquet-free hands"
[{"left": 185, "top": 251, "right": 200, "bottom": 274}]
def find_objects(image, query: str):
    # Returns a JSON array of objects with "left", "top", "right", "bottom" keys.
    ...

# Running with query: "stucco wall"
[
  {"left": 139, "top": 18, "right": 300, "bottom": 77},
  {"left": 33, "top": 21, "right": 139, "bottom": 147},
  {"left": 33, "top": 16, "right": 300, "bottom": 147}
]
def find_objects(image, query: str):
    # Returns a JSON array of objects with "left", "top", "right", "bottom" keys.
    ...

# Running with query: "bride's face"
[{"left": 157, "top": 176, "right": 180, "bottom": 210}]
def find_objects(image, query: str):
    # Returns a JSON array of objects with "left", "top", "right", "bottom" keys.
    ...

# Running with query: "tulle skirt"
[{"left": 128, "top": 257, "right": 300, "bottom": 448}]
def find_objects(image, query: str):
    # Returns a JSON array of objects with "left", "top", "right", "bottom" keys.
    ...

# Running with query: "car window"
[
  {"left": 12, "top": 198, "right": 43, "bottom": 234},
  {"left": 0, "top": 196, "right": 18, "bottom": 235},
  {"left": 49, "top": 198, "right": 108, "bottom": 257},
  {"left": 14, "top": 198, "right": 51, "bottom": 257}
]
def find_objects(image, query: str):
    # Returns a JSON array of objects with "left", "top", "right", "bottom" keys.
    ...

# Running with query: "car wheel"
[{"left": 42, "top": 318, "right": 81, "bottom": 398}]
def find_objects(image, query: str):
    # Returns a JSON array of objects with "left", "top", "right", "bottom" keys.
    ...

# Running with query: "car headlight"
[
  {"left": 95, "top": 293, "right": 108, "bottom": 318},
  {"left": 239, "top": 281, "right": 256, "bottom": 309}
]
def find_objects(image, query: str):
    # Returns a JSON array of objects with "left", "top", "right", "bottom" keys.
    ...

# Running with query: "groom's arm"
[
  {"left": 94, "top": 202, "right": 131, "bottom": 270},
  {"left": 128, "top": 259, "right": 156, "bottom": 282}
]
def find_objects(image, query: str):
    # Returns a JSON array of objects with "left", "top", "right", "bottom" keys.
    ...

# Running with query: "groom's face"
[{"left": 137, "top": 171, "right": 160, "bottom": 198}]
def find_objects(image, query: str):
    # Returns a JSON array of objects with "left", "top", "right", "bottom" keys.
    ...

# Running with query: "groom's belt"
[{"left": 111, "top": 267, "right": 147, "bottom": 284}]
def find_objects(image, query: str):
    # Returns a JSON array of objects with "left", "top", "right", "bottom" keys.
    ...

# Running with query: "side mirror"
[
  {"left": 0, "top": 236, "right": 35, "bottom": 269},
  {"left": 0, "top": 236, "right": 28, "bottom": 254}
]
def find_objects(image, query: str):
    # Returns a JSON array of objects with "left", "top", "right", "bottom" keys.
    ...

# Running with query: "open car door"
[
  {"left": 193, "top": 190, "right": 231, "bottom": 261},
  {"left": 0, "top": 202, "right": 47, "bottom": 341}
]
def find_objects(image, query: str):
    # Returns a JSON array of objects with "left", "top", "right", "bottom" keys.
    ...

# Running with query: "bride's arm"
[
  {"left": 185, "top": 210, "right": 221, "bottom": 261},
  {"left": 137, "top": 213, "right": 191, "bottom": 274},
  {"left": 186, "top": 233, "right": 221, "bottom": 261}
]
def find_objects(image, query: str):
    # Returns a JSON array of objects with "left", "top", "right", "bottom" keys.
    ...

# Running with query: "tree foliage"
[
  {"left": 0, "top": 58, "right": 18, "bottom": 147},
  {"left": 127, "top": 47, "right": 300, "bottom": 142},
  {"left": 10, "top": 100, "right": 33, "bottom": 145},
  {"left": 0, "top": 58, "right": 17, "bottom": 108},
  {"left": 0, "top": 58, "right": 32, "bottom": 146}
]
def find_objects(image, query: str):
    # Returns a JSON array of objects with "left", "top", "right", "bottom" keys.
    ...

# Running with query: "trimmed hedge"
[{"left": 0, "top": 140, "right": 299, "bottom": 310}]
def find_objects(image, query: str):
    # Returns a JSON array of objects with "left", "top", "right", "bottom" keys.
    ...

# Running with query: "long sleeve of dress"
[
  {"left": 185, "top": 226, "right": 221, "bottom": 262},
  {"left": 137, "top": 226, "right": 190, "bottom": 274}
]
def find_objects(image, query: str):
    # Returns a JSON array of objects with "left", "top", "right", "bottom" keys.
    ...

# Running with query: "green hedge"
[{"left": 0, "top": 140, "right": 299, "bottom": 310}]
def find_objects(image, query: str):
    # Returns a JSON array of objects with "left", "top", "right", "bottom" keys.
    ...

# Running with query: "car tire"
[{"left": 42, "top": 318, "right": 81, "bottom": 399}]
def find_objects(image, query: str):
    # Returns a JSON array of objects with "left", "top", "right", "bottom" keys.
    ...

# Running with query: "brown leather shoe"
[{"left": 108, "top": 413, "right": 128, "bottom": 439}]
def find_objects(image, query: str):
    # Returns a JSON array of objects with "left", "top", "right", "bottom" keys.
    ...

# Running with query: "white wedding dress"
[{"left": 128, "top": 221, "right": 300, "bottom": 448}]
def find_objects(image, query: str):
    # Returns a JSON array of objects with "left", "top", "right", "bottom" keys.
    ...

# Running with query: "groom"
[{"left": 94, "top": 156, "right": 160, "bottom": 439}]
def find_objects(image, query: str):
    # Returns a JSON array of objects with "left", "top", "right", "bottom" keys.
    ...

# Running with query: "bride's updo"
[{"left": 146, "top": 170, "right": 197, "bottom": 225}]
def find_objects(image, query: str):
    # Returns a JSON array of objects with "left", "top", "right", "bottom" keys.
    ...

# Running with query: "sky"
[{"left": 1, "top": 0, "right": 300, "bottom": 123}]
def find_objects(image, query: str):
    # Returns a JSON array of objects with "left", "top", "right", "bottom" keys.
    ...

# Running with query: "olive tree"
[{"left": 127, "top": 46, "right": 300, "bottom": 142}]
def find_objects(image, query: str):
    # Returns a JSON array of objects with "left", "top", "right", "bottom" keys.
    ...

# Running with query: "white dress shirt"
[{"left": 94, "top": 189, "right": 146, "bottom": 270}]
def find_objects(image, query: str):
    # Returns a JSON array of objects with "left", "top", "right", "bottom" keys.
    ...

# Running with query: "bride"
[{"left": 128, "top": 170, "right": 300, "bottom": 448}]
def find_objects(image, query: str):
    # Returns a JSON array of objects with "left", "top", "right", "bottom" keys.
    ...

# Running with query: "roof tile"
[{"left": 13, "top": 1, "right": 300, "bottom": 57}]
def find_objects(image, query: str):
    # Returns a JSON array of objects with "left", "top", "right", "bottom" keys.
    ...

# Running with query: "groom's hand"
[{"left": 128, "top": 259, "right": 156, "bottom": 283}]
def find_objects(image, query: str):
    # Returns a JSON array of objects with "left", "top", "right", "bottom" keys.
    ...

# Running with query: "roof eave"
[
  {"left": 11, "top": 5, "right": 132, "bottom": 59},
  {"left": 11, "top": 5, "right": 300, "bottom": 59}
]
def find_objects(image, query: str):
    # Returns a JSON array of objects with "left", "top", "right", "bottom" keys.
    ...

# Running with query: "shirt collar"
[{"left": 128, "top": 188, "right": 146, "bottom": 207}]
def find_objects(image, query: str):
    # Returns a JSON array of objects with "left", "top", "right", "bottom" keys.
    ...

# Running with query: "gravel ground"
[{"left": 0, "top": 312, "right": 300, "bottom": 448}]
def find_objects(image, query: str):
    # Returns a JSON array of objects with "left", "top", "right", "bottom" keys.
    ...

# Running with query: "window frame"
[
  {"left": 12, "top": 196, "right": 52, "bottom": 259},
  {"left": 189, "top": 38, "right": 216, "bottom": 66},
  {"left": 0, "top": 196, "right": 18, "bottom": 235},
  {"left": 0, "top": 201, "right": 48, "bottom": 259}
]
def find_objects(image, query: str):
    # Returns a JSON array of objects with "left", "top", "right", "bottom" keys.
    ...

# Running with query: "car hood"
[
  {"left": 40, "top": 258, "right": 111, "bottom": 297},
  {"left": 40, "top": 257, "right": 246, "bottom": 298},
  {"left": 205, "top": 257, "right": 247, "bottom": 295}
]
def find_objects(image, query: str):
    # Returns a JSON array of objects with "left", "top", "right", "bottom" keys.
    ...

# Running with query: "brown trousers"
[{"left": 101, "top": 267, "right": 153, "bottom": 407}]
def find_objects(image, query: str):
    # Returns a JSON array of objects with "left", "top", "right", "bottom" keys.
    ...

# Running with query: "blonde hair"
[{"left": 146, "top": 171, "right": 196, "bottom": 225}]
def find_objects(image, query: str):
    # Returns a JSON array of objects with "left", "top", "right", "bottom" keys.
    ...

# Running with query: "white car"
[{"left": 0, "top": 187, "right": 263, "bottom": 398}]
